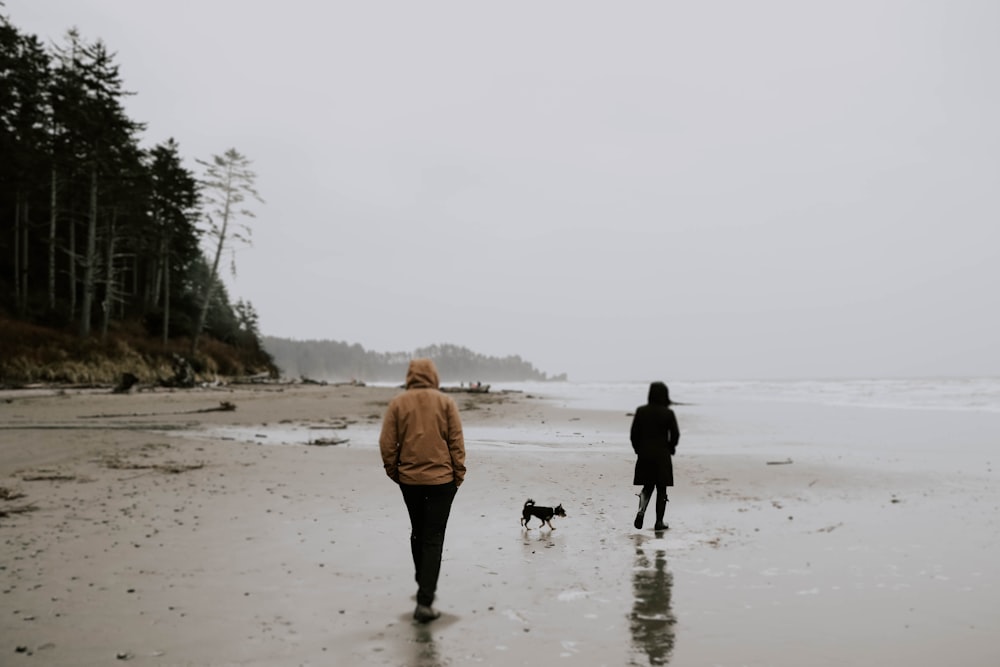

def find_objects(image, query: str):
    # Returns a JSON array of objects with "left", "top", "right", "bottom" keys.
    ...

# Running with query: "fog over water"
[{"left": 9, "top": 1, "right": 1000, "bottom": 381}]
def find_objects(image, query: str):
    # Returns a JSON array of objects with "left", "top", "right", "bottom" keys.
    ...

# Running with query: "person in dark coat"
[{"left": 630, "top": 381, "right": 680, "bottom": 530}]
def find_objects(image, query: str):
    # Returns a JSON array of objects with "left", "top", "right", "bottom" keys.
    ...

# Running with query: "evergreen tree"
[
  {"left": 0, "top": 15, "right": 51, "bottom": 315},
  {"left": 191, "top": 148, "right": 262, "bottom": 354},
  {"left": 144, "top": 138, "right": 200, "bottom": 344},
  {"left": 50, "top": 29, "right": 144, "bottom": 337}
]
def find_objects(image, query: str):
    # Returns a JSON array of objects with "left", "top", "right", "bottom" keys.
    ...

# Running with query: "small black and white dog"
[{"left": 520, "top": 499, "right": 566, "bottom": 530}]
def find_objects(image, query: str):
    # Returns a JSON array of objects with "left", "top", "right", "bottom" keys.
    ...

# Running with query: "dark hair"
[{"left": 648, "top": 381, "right": 671, "bottom": 407}]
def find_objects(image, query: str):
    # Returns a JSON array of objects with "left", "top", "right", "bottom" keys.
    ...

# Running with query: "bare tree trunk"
[
  {"left": 68, "top": 211, "right": 77, "bottom": 319},
  {"left": 146, "top": 255, "right": 158, "bottom": 309},
  {"left": 101, "top": 206, "right": 117, "bottom": 340},
  {"left": 191, "top": 206, "right": 231, "bottom": 356},
  {"left": 149, "top": 221, "right": 163, "bottom": 309},
  {"left": 13, "top": 196, "right": 22, "bottom": 314},
  {"left": 21, "top": 201, "right": 30, "bottom": 313},
  {"left": 79, "top": 164, "right": 98, "bottom": 338},
  {"left": 131, "top": 253, "right": 138, "bottom": 316},
  {"left": 162, "top": 252, "right": 170, "bottom": 347},
  {"left": 190, "top": 149, "right": 261, "bottom": 355},
  {"left": 48, "top": 167, "right": 58, "bottom": 311}
]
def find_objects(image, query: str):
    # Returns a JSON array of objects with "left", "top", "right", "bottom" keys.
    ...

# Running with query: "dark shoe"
[
  {"left": 634, "top": 512, "right": 644, "bottom": 529},
  {"left": 413, "top": 605, "right": 441, "bottom": 623},
  {"left": 653, "top": 522, "right": 668, "bottom": 531}
]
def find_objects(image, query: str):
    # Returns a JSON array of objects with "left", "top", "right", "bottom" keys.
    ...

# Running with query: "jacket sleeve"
[
  {"left": 378, "top": 403, "right": 400, "bottom": 482},
  {"left": 446, "top": 398, "right": 466, "bottom": 487},
  {"left": 668, "top": 409, "right": 680, "bottom": 454},
  {"left": 629, "top": 410, "right": 640, "bottom": 453}
]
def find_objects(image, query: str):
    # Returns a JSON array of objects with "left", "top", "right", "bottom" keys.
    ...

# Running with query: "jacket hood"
[
  {"left": 648, "top": 381, "right": 671, "bottom": 406},
  {"left": 405, "top": 358, "right": 440, "bottom": 389}
]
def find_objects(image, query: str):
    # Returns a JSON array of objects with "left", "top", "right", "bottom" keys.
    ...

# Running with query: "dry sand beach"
[{"left": 1, "top": 382, "right": 998, "bottom": 666}]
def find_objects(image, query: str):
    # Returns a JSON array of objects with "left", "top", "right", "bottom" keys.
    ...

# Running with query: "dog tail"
[{"left": 524, "top": 499, "right": 535, "bottom": 508}]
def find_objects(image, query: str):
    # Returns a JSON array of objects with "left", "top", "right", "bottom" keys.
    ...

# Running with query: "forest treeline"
[
  {"left": 263, "top": 338, "right": 567, "bottom": 384},
  {"left": 0, "top": 12, "right": 274, "bottom": 380},
  {"left": 1, "top": 11, "right": 556, "bottom": 387}
]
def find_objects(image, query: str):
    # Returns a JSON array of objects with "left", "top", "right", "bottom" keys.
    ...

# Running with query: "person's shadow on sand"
[{"left": 629, "top": 534, "right": 677, "bottom": 665}]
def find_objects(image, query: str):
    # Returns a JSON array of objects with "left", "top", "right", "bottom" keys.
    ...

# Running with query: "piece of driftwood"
[
  {"left": 155, "top": 462, "right": 205, "bottom": 474},
  {"left": 766, "top": 458, "right": 794, "bottom": 465},
  {"left": 112, "top": 372, "right": 140, "bottom": 394},
  {"left": 307, "top": 437, "right": 349, "bottom": 446},
  {"left": 80, "top": 401, "right": 236, "bottom": 419},
  {"left": 116, "top": 462, "right": 206, "bottom": 480},
  {"left": 441, "top": 384, "right": 491, "bottom": 394},
  {"left": 159, "top": 354, "right": 196, "bottom": 388},
  {"left": 0, "top": 487, "right": 26, "bottom": 501},
  {"left": 20, "top": 472, "right": 76, "bottom": 481},
  {"left": 101, "top": 455, "right": 153, "bottom": 470},
  {"left": 192, "top": 401, "right": 236, "bottom": 413},
  {"left": 0, "top": 503, "right": 37, "bottom": 518}
]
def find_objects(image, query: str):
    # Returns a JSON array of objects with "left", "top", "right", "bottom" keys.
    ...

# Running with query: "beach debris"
[
  {"left": 817, "top": 522, "right": 844, "bottom": 533},
  {"left": 100, "top": 454, "right": 154, "bottom": 470},
  {"left": 309, "top": 418, "right": 350, "bottom": 429},
  {"left": 152, "top": 462, "right": 205, "bottom": 474},
  {"left": 160, "top": 354, "right": 196, "bottom": 388},
  {"left": 307, "top": 437, "right": 349, "bottom": 446},
  {"left": 193, "top": 401, "right": 236, "bottom": 413},
  {"left": 99, "top": 455, "right": 205, "bottom": 475},
  {"left": 441, "top": 383, "right": 490, "bottom": 393},
  {"left": 112, "top": 372, "right": 140, "bottom": 394},
  {"left": 80, "top": 401, "right": 236, "bottom": 419},
  {"left": 766, "top": 458, "right": 794, "bottom": 465},
  {"left": 332, "top": 379, "right": 366, "bottom": 387},
  {"left": 0, "top": 486, "right": 26, "bottom": 501},
  {"left": 229, "top": 371, "right": 272, "bottom": 385},
  {"left": 0, "top": 503, "right": 38, "bottom": 517},
  {"left": 20, "top": 470, "right": 76, "bottom": 482}
]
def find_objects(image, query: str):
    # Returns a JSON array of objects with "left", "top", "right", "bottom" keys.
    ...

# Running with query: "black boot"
[
  {"left": 653, "top": 495, "right": 668, "bottom": 531},
  {"left": 634, "top": 489, "right": 651, "bottom": 529}
]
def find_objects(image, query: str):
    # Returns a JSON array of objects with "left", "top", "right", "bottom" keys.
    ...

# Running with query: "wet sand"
[{"left": 1, "top": 384, "right": 997, "bottom": 666}]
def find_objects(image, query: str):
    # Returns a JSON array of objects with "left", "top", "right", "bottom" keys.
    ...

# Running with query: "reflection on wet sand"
[
  {"left": 410, "top": 621, "right": 443, "bottom": 667},
  {"left": 629, "top": 534, "right": 677, "bottom": 665}
]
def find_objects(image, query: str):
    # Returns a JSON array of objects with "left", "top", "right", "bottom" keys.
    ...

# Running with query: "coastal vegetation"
[
  {"left": 0, "top": 13, "right": 275, "bottom": 384},
  {"left": 0, "top": 11, "right": 557, "bottom": 387},
  {"left": 263, "top": 338, "right": 567, "bottom": 384}
]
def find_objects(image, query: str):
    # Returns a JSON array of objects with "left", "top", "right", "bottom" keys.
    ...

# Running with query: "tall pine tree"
[{"left": 191, "top": 148, "right": 262, "bottom": 354}]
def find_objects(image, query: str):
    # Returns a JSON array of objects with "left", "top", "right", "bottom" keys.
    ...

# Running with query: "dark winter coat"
[{"left": 630, "top": 382, "right": 680, "bottom": 486}]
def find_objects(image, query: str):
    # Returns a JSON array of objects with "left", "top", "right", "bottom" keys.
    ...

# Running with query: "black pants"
[
  {"left": 641, "top": 483, "right": 668, "bottom": 503},
  {"left": 400, "top": 482, "right": 457, "bottom": 607}
]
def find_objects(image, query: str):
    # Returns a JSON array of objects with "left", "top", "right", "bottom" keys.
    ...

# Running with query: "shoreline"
[{"left": 1, "top": 383, "right": 998, "bottom": 666}]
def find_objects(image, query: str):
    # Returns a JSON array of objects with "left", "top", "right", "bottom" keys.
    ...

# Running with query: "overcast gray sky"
[{"left": 8, "top": 1, "right": 999, "bottom": 381}]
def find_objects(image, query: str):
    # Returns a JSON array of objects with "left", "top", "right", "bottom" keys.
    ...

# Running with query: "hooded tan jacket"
[{"left": 379, "top": 359, "right": 466, "bottom": 487}]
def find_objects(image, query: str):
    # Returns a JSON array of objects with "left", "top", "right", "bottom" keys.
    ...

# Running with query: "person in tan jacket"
[{"left": 379, "top": 358, "right": 465, "bottom": 622}]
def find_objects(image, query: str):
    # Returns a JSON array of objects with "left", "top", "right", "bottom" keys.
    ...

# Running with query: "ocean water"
[
  {"left": 492, "top": 377, "right": 1000, "bottom": 414},
  {"left": 479, "top": 377, "right": 1000, "bottom": 466},
  {"left": 184, "top": 378, "right": 1000, "bottom": 464}
]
